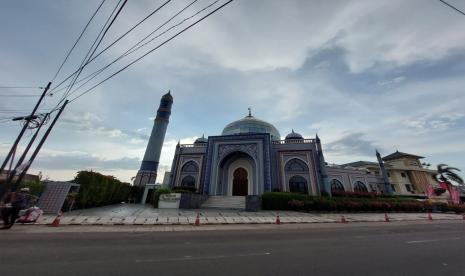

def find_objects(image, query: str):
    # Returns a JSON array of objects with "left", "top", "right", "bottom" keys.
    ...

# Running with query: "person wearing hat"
[{"left": 0, "top": 187, "right": 31, "bottom": 229}]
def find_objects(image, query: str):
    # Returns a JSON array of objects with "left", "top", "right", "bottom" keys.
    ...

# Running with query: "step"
[{"left": 201, "top": 196, "right": 246, "bottom": 209}]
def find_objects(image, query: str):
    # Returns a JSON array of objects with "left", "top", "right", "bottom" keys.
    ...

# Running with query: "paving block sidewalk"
[{"left": 24, "top": 203, "right": 465, "bottom": 226}]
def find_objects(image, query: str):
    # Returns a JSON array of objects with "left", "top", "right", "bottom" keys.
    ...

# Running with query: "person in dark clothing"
[{"left": 1, "top": 188, "right": 29, "bottom": 230}]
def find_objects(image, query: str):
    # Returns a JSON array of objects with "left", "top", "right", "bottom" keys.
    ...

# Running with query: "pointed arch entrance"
[
  {"left": 233, "top": 168, "right": 248, "bottom": 196},
  {"left": 215, "top": 151, "right": 256, "bottom": 196}
]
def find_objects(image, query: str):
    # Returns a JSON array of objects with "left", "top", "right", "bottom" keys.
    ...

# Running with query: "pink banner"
[
  {"left": 426, "top": 184, "right": 434, "bottom": 198},
  {"left": 438, "top": 182, "right": 461, "bottom": 204}
]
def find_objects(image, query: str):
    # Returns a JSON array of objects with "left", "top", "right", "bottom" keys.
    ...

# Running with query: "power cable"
[
  {"left": 439, "top": 0, "right": 465, "bottom": 16},
  {"left": 51, "top": 0, "right": 106, "bottom": 82},
  {"left": 55, "top": 0, "right": 126, "bottom": 107},
  {"left": 81, "top": 0, "right": 172, "bottom": 73},
  {"left": 64, "top": 0, "right": 201, "bottom": 98},
  {"left": 49, "top": 0, "right": 172, "bottom": 94},
  {"left": 69, "top": 0, "right": 234, "bottom": 103}
]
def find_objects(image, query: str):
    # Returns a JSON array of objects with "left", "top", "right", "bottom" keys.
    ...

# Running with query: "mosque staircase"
[{"left": 201, "top": 196, "right": 246, "bottom": 209}]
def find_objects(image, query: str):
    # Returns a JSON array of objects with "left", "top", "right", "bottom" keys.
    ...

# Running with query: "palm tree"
[
  {"left": 433, "top": 164, "right": 464, "bottom": 198},
  {"left": 435, "top": 164, "right": 464, "bottom": 186}
]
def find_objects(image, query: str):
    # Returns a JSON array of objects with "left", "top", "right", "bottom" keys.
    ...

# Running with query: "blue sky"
[{"left": 1, "top": 0, "right": 464, "bottom": 183}]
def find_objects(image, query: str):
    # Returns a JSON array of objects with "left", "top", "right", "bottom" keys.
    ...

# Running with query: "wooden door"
[{"left": 233, "top": 168, "right": 248, "bottom": 196}]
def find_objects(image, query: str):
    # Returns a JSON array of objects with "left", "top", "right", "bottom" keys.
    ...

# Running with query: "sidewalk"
[{"left": 26, "top": 204, "right": 465, "bottom": 226}]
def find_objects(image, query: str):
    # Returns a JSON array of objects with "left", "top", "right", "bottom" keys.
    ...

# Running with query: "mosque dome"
[
  {"left": 285, "top": 129, "right": 303, "bottom": 140},
  {"left": 222, "top": 109, "right": 281, "bottom": 140},
  {"left": 194, "top": 134, "right": 208, "bottom": 145}
]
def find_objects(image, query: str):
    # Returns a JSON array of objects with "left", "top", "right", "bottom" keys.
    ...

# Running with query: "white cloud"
[{"left": 2, "top": 0, "right": 465, "bottom": 182}]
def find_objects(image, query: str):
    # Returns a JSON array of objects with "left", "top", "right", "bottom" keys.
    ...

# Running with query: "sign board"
[{"left": 158, "top": 193, "right": 181, "bottom": 209}]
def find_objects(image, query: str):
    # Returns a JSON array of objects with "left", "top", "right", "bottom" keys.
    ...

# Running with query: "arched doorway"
[
  {"left": 233, "top": 168, "right": 248, "bottom": 196},
  {"left": 289, "top": 175, "right": 308, "bottom": 194},
  {"left": 181, "top": 175, "right": 196, "bottom": 188},
  {"left": 216, "top": 151, "right": 256, "bottom": 196},
  {"left": 353, "top": 181, "right": 368, "bottom": 193},
  {"left": 330, "top": 179, "right": 345, "bottom": 193}
]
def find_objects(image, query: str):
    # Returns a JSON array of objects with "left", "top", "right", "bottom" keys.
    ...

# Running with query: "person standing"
[{"left": 0, "top": 187, "right": 30, "bottom": 230}]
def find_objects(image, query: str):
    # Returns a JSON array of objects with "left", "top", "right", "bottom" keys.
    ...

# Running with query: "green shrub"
[
  {"left": 262, "top": 192, "right": 315, "bottom": 210},
  {"left": 261, "top": 192, "right": 465, "bottom": 213},
  {"left": 20, "top": 181, "right": 46, "bottom": 197},
  {"left": 171, "top": 186, "right": 197, "bottom": 193},
  {"left": 73, "top": 170, "right": 131, "bottom": 209},
  {"left": 153, "top": 187, "right": 172, "bottom": 208}
]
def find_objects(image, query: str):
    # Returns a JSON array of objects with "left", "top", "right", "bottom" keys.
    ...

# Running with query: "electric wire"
[
  {"left": 64, "top": 0, "right": 202, "bottom": 98},
  {"left": 51, "top": 0, "right": 106, "bottom": 82},
  {"left": 48, "top": 0, "right": 172, "bottom": 95},
  {"left": 55, "top": 0, "right": 126, "bottom": 108},
  {"left": 439, "top": 0, "right": 465, "bottom": 16},
  {"left": 69, "top": 0, "right": 234, "bottom": 103}
]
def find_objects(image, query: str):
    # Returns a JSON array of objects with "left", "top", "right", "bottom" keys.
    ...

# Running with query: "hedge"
[
  {"left": 171, "top": 186, "right": 197, "bottom": 194},
  {"left": 262, "top": 192, "right": 465, "bottom": 213},
  {"left": 73, "top": 170, "right": 131, "bottom": 209},
  {"left": 332, "top": 191, "right": 426, "bottom": 200},
  {"left": 153, "top": 187, "right": 172, "bottom": 208}
]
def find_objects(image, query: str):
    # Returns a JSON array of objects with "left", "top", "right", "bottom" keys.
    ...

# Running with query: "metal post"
[
  {"left": 0, "top": 82, "right": 51, "bottom": 174},
  {"left": 12, "top": 100, "right": 68, "bottom": 190}
]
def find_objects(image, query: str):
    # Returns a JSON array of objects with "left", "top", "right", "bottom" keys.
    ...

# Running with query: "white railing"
[
  {"left": 272, "top": 139, "right": 315, "bottom": 144},
  {"left": 180, "top": 139, "right": 315, "bottom": 147},
  {"left": 180, "top": 144, "right": 207, "bottom": 148}
]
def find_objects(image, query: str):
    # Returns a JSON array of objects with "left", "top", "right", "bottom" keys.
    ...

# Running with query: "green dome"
[
  {"left": 285, "top": 129, "right": 303, "bottom": 140},
  {"left": 194, "top": 134, "right": 208, "bottom": 144},
  {"left": 222, "top": 114, "right": 281, "bottom": 140}
]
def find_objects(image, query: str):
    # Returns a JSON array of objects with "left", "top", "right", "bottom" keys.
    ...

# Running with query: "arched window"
[
  {"left": 181, "top": 175, "right": 196, "bottom": 187},
  {"left": 289, "top": 175, "right": 308, "bottom": 194},
  {"left": 330, "top": 179, "right": 345, "bottom": 193},
  {"left": 285, "top": 159, "right": 308, "bottom": 172},
  {"left": 353, "top": 181, "right": 368, "bottom": 193},
  {"left": 182, "top": 161, "right": 198, "bottom": 173}
]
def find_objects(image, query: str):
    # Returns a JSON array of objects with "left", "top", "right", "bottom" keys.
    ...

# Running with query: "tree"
[
  {"left": 435, "top": 164, "right": 464, "bottom": 186},
  {"left": 73, "top": 170, "right": 131, "bottom": 209}
]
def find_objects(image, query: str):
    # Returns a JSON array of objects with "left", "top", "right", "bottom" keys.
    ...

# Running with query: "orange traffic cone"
[
  {"left": 385, "top": 213, "right": 390, "bottom": 222},
  {"left": 49, "top": 212, "right": 62, "bottom": 227},
  {"left": 341, "top": 215, "right": 347, "bottom": 223},
  {"left": 428, "top": 212, "right": 433, "bottom": 221},
  {"left": 194, "top": 213, "right": 200, "bottom": 226},
  {"left": 275, "top": 214, "right": 281, "bottom": 225}
]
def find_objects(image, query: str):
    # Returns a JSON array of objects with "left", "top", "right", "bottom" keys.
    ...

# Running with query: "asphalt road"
[{"left": 1, "top": 222, "right": 465, "bottom": 276}]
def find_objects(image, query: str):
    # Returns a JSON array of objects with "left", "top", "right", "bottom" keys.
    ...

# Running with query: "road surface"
[{"left": 1, "top": 221, "right": 464, "bottom": 275}]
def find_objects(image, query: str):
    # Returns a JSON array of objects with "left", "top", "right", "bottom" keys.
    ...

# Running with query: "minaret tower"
[
  {"left": 316, "top": 134, "right": 331, "bottom": 196},
  {"left": 134, "top": 91, "right": 173, "bottom": 186},
  {"left": 376, "top": 149, "right": 393, "bottom": 195}
]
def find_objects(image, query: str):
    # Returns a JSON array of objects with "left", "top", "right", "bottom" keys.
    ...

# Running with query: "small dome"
[
  {"left": 285, "top": 129, "right": 303, "bottom": 140},
  {"left": 194, "top": 134, "right": 208, "bottom": 144},
  {"left": 222, "top": 110, "right": 281, "bottom": 140}
]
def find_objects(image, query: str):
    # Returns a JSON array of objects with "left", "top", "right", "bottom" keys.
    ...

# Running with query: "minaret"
[
  {"left": 376, "top": 149, "right": 393, "bottom": 195},
  {"left": 316, "top": 134, "right": 331, "bottom": 196},
  {"left": 134, "top": 91, "right": 173, "bottom": 186}
]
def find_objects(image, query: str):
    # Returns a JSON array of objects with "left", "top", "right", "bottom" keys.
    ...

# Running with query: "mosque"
[
  {"left": 167, "top": 109, "right": 390, "bottom": 198},
  {"left": 135, "top": 93, "right": 456, "bottom": 207}
]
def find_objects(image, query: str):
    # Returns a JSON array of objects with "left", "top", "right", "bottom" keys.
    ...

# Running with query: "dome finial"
[{"left": 247, "top": 107, "right": 252, "bottom": 117}]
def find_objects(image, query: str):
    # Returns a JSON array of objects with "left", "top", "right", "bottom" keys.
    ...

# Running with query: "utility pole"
[
  {"left": 5, "top": 114, "right": 48, "bottom": 186},
  {"left": 0, "top": 82, "right": 51, "bottom": 174},
  {"left": 12, "top": 100, "right": 68, "bottom": 190}
]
